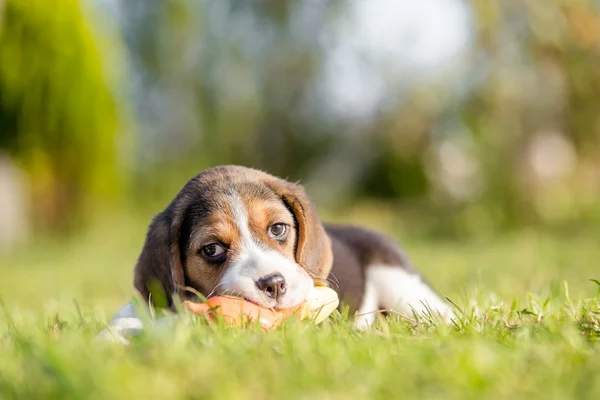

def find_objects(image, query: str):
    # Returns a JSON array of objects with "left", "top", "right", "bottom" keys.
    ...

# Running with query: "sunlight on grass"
[
  {"left": 1, "top": 215, "right": 599, "bottom": 399},
  {"left": 0, "top": 289, "right": 599, "bottom": 399}
]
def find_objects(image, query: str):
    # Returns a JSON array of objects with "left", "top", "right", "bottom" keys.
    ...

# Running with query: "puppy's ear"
[
  {"left": 133, "top": 210, "right": 185, "bottom": 309},
  {"left": 267, "top": 179, "right": 333, "bottom": 281}
]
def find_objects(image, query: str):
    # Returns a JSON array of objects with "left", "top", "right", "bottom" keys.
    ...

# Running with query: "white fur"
[
  {"left": 355, "top": 265, "right": 453, "bottom": 328},
  {"left": 354, "top": 281, "right": 378, "bottom": 330},
  {"left": 218, "top": 190, "right": 314, "bottom": 308},
  {"left": 95, "top": 302, "right": 143, "bottom": 344},
  {"left": 112, "top": 302, "right": 138, "bottom": 320},
  {"left": 95, "top": 302, "right": 185, "bottom": 344}
]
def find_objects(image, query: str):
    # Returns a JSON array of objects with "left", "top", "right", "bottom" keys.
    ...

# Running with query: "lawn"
[{"left": 1, "top": 212, "right": 599, "bottom": 399}]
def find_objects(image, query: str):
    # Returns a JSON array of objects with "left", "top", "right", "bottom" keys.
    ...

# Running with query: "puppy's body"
[
  {"left": 103, "top": 165, "right": 451, "bottom": 337},
  {"left": 326, "top": 224, "right": 450, "bottom": 328}
]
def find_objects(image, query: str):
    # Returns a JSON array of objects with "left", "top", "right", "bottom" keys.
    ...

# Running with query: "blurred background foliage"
[
  {"left": 0, "top": 0, "right": 127, "bottom": 232},
  {"left": 1, "top": 0, "right": 600, "bottom": 246}
]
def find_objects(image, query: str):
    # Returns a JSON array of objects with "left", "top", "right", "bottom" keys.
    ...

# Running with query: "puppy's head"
[{"left": 133, "top": 165, "right": 333, "bottom": 310}]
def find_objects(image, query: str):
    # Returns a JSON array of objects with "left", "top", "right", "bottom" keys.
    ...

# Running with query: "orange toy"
[{"left": 183, "top": 286, "right": 339, "bottom": 330}]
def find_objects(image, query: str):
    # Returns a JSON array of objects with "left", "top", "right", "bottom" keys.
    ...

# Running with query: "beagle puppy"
[{"left": 100, "top": 165, "right": 452, "bottom": 340}]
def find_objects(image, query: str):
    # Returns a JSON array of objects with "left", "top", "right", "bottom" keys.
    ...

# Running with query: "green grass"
[{"left": 1, "top": 213, "right": 599, "bottom": 399}]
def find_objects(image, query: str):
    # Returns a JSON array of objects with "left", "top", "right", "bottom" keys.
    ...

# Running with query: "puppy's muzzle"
[{"left": 256, "top": 273, "right": 287, "bottom": 301}]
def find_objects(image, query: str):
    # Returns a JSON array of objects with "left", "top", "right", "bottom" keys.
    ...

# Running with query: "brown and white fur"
[{"left": 100, "top": 165, "right": 452, "bottom": 340}]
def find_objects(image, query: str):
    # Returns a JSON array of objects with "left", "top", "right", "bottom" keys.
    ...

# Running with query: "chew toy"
[{"left": 183, "top": 286, "right": 339, "bottom": 330}]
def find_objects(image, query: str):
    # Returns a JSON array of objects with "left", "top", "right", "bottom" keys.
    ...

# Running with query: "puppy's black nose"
[{"left": 256, "top": 273, "right": 287, "bottom": 300}]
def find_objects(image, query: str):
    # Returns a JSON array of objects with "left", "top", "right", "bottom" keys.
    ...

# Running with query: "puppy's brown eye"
[
  {"left": 200, "top": 243, "right": 225, "bottom": 260},
  {"left": 268, "top": 223, "right": 288, "bottom": 239}
]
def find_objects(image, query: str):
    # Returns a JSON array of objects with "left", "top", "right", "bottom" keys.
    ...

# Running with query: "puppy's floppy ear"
[
  {"left": 133, "top": 209, "right": 185, "bottom": 309},
  {"left": 266, "top": 178, "right": 333, "bottom": 281}
]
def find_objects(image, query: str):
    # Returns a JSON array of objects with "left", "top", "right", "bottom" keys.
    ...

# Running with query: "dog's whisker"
[
  {"left": 326, "top": 281, "right": 339, "bottom": 289},
  {"left": 328, "top": 271, "right": 340, "bottom": 286},
  {"left": 220, "top": 288, "right": 243, "bottom": 299},
  {"left": 325, "top": 274, "right": 340, "bottom": 289},
  {"left": 206, "top": 282, "right": 226, "bottom": 298},
  {"left": 305, "top": 269, "right": 330, "bottom": 288}
]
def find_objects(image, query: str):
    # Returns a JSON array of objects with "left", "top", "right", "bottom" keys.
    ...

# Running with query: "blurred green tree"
[{"left": 0, "top": 0, "right": 126, "bottom": 231}]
